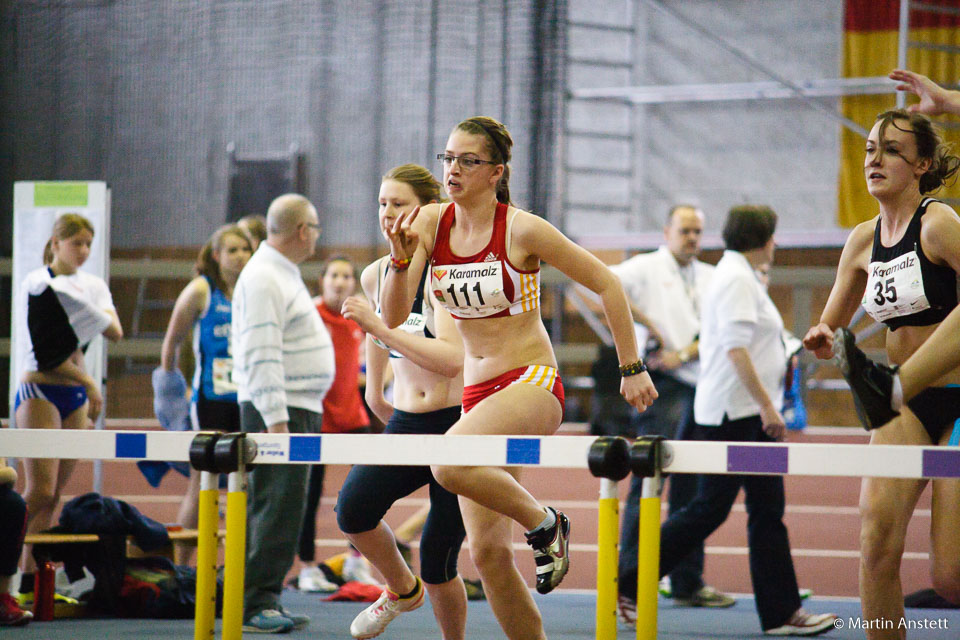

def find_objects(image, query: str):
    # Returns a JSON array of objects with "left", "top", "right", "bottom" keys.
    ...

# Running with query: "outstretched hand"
[
  {"left": 802, "top": 322, "right": 834, "bottom": 360},
  {"left": 385, "top": 205, "right": 421, "bottom": 261},
  {"left": 889, "top": 69, "right": 951, "bottom": 116}
]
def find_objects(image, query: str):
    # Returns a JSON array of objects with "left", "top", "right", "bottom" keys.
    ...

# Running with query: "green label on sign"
[{"left": 34, "top": 182, "right": 89, "bottom": 207}]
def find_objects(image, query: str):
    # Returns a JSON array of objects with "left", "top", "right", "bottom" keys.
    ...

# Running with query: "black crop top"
[{"left": 863, "top": 198, "right": 957, "bottom": 330}]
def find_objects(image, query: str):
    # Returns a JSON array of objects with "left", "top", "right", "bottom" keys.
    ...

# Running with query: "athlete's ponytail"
[{"left": 455, "top": 116, "right": 514, "bottom": 205}]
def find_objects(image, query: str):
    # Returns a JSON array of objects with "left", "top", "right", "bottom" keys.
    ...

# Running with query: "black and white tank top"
[{"left": 862, "top": 198, "right": 958, "bottom": 330}]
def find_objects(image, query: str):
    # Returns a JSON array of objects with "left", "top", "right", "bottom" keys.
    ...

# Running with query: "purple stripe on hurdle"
[
  {"left": 922, "top": 449, "right": 960, "bottom": 478},
  {"left": 727, "top": 445, "right": 788, "bottom": 474}
]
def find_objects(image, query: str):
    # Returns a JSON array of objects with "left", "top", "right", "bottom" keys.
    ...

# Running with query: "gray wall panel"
[{"left": 566, "top": 0, "right": 845, "bottom": 239}]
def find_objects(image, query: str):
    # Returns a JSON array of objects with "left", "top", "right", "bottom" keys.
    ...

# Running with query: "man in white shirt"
[
  {"left": 608, "top": 205, "right": 734, "bottom": 622},
  {"left": 232, "top": 194, "right": 335, "bottom": 633}
]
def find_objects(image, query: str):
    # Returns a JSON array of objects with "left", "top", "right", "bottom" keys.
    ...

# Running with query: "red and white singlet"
[{"left": 430, "top": 202, "right": 540, "bottom": 319}]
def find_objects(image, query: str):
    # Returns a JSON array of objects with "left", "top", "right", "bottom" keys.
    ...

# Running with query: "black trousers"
[{"left": 659, "top": 415, "right": 801, "bottom": 631}]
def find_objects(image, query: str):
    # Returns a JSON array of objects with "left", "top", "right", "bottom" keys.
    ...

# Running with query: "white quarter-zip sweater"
[{"left": 232, "top": 243, "right": 335, "bottom": 427}]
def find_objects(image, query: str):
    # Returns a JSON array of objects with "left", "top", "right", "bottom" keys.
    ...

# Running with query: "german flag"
[{"left": 838, "top": 0, "right": 960, "bottom": 227}]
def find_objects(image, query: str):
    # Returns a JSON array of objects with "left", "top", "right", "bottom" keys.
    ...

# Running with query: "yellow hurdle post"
[
  {"left": 635, "top": 471, "right": 662, "bottom": 640},
  {"left": 222, "top": 469, "right": 248, "bottom": 640},
  {"left": 193, "top": 471, "right": 219, "bottom": 640},
  {"left": 595, "top": 477, "right": 619, "bottom": 640}
]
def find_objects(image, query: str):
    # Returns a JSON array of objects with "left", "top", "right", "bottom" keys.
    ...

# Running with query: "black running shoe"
[
  {"left": 524, "top": 507, "right": 570, "bottom": 594},
  {"left": 832, "top": 327, "right": 899, "bottom": 430}
]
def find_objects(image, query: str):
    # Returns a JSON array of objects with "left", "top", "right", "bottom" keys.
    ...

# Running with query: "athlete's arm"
[
  {"left": 380, "top": 204, "right": 439, "bottom": 328},
  {"left": 160, "top": 277, "right": 209, "bottom": 371},
  {"left": 343, "top": 296, "right": 463, "bottom": 379},
  {"left": 102, "top": 309, "right": 124, "bottom": 342},
  {"left": 803, "top": 222, "right": 872, "bottom": 359},
  {"left": 363, "top": 333, "right": 394, "bottom": 424},
  {"left": 513, "top": 212, "right": 657, "bottom": 411},
  {"left": 919, "top": 202, "right": 960, "bottom": 274},
  {"left": 358, "top": 260, "right": 393, "bottom": 422},
  {"left": 892, "top": 204, "right": 960, "bottom": 398}
]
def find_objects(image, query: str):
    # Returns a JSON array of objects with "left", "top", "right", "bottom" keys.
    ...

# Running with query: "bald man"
[{"left": 232, "top": 194, "right": 335, "bottom": 633}]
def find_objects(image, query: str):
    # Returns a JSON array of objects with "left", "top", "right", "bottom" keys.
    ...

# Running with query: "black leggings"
[
  {"left": 0, "top": 486, "right": 27, "bottom": 576},
  {"left": 336, "top": 406, "right": 465, "bottom": 585}
]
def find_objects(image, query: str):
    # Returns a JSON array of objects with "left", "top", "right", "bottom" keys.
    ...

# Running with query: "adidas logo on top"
[{"left": 484, "top": 252, "right": 498, "bottom": 262}]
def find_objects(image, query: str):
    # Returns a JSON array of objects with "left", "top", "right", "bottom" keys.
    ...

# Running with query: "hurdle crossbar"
[{"left": 1, "top": 431, "right": 958, "bottom": 479}]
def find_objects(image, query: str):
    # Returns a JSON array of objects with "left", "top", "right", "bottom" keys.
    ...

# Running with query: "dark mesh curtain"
[{"left": 0, "top": 0, "right": 566, "bottom": 251}]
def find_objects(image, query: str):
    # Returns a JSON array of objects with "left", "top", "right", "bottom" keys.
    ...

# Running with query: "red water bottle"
[{"left": 32, "top": 560, "right": 55, "bottom": 621}]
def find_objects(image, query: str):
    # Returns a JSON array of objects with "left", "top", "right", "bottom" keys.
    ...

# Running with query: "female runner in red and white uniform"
[{"left": 380, "top": 116, "right": 657, "bottom": 640}]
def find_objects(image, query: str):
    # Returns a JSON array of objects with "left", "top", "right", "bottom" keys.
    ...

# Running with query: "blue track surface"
[{"left": 10, "top": 591, "right": 960, "bottom": 638}]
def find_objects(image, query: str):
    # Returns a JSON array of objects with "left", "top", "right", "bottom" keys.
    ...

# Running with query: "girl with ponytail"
[
  {"left": 158, "top": 224, "right": 252, "bottom": 563},
  {"left": 378, "top": 119, "right": 657, "bottom": 639},
  {"left": 803, "top": 109, "right": 960, "bottom": 638}
]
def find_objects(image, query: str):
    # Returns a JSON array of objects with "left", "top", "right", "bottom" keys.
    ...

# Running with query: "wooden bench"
[
  {"left": 25, "top": 528, "right": 227, "bottom": 561},
  {"left": 23, "top": 528, "right": 228, "bottom": 617}
]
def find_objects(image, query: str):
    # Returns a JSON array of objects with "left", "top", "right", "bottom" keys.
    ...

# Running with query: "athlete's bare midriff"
[
  {"left": 456, "top": 309, "right": 557, "bottom": 385},
  {"left": 390, "top": 356, "right": 464, "bottom": 413}
]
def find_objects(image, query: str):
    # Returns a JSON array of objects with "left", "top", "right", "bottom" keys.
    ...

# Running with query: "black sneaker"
[
  {"left": 524, "top": 507, "right": 570, "bottom": 594},
  {"left": 832, "top": 327, "right": 899, "bottom": 430}
]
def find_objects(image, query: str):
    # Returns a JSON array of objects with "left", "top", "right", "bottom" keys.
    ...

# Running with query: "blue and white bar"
[{"left": 0, "top": 431, "right": 958, "bottom": 479}]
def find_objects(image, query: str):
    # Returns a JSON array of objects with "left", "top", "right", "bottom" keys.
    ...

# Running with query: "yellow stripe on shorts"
[{"left": 513, "top": 365, "right": 556, "bottom": 391}]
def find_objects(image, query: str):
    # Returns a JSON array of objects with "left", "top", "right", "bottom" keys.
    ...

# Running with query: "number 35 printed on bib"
[{"left": 862, "top": 250, "right": 930, "bottom": 323}]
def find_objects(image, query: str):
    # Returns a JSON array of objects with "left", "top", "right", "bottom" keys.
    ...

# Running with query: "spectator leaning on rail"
[
  {"left": 231, "top": 193, "right": 334, "bottom": 634},
  {"left": 606, "top": 205, "right": 734, "bottom": 624}
]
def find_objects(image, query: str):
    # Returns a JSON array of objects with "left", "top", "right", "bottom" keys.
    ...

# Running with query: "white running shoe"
[
  {"left": 349, "top": 578, "right": 424, "bottom": 639},
  {"left": 299, "top": 565, "right": 338, "bottom": 593},
  {"left": 764, "top": 609, "right": 837, "bottom": 636},
  {"left": 343, "top": 555, "right": 381, "bottom": 586}
]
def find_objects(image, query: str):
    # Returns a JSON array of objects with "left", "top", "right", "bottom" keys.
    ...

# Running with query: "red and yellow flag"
[{"left": 838, "top": 0, "right": 960, "bottom": 227}]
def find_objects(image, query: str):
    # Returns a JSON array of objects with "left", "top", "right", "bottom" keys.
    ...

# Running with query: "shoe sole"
[
  {"left": 832, "top": 329, "right": 878, "bottom": 430},
  {"left": 764, "top": 616, "right": 837, "bottom": 637},
  {"left": 673, "top": 597, "right": 736, "bottom": 608},
  {"left": 241, "top": 624, "right": 294, "bottom": 634}
]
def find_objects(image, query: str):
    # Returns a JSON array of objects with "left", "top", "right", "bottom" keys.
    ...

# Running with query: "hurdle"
[{"left": 1, "top": 429, "right": 957, "bottom": 639}]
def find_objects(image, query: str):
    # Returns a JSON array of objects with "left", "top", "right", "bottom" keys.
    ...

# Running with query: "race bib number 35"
[
  {"left": 862, "top": 251, "right": 930, "bottom": 322},
  {"left": 432, "top": 262, "right": 511, "bottom": 318}
]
